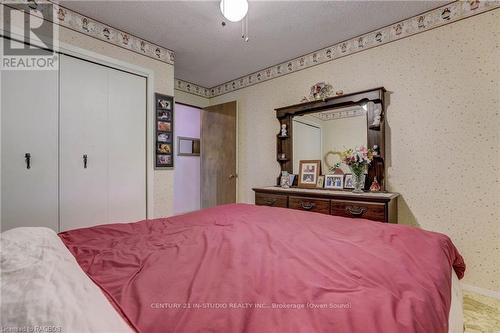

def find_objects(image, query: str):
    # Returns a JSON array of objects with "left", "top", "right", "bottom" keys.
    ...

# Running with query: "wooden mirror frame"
[{"left": 275, "top": 87, "right": 387, "bottom": 191}]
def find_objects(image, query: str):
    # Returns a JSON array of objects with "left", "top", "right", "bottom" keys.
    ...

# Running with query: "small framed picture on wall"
[
  {"left": 157, "top": 97, "right": 172, "bottom": 110},
  {"left": 157, "top": 132, "right": 172, "bottom": 143},
  {"left": 158, "top": 110, "right": 172, "bottom": 121},
  {"left": 157, "top": 154, "right": 172, "bottom": 166},
  {"left": 155, "top": 93, "right": 174, "bottom": 169}
]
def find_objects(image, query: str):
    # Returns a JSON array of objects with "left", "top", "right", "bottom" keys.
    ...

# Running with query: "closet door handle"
[
  {"left": 83, "top": 154, "right": 88, "bottom": 169},
  {"left": 25, "top": 153, "right": 31, "bottom": 169}
]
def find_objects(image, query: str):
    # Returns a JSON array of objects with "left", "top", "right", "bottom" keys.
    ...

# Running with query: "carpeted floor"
[{"left": 464, "top": 291, "right": 500, "bottom": 333}]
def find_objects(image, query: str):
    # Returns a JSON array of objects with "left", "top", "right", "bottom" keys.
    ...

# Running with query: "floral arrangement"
[
  {"left": 338, "top": 146, "right": 374, "bottom": 169},
  {"left": 301, "top": 82, "right": 334, "bottom": 102},
  {"left": 335, "top": 146, "right": 374, "bottom": 192}
]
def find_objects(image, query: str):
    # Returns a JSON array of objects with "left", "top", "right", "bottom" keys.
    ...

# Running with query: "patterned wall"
[
  {"left": 8, "top": 1, "right": 497, "bottom": 99},
  {"left": 209, "top": 10, "right": 500, "bottom": 292},
  {"left": 4, "top": 0, "right": 175, "bottom": 65},
  {"left": 176, "top": 1, "right": 500, "bottom": 98}
]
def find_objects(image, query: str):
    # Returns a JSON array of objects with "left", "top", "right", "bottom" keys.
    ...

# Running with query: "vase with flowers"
[{"left": 337, "top": 146, "right": 374, "bottom": 193}]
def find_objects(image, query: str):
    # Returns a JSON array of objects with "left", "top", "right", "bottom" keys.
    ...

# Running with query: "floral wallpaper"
[
  {"left": 5, "top": 0, "right": 175, "bottom": 65},
  {"left": 175, "top": 79, "right": 211, "bottom": 98},
  {"left": 181, "top": 1, "right": 500, "bottom": 98},
  {"left": 209, "top": 10, "right": 500, "bottom": 293}
]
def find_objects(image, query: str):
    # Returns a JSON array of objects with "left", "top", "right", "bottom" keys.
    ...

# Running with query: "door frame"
[{"left": 174, "top": 102, "right": 203, "bottom": 212}]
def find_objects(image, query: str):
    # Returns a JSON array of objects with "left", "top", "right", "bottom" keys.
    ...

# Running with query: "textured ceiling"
[{"left": 60, "top": 1, "right": 448, "bottom": 88}]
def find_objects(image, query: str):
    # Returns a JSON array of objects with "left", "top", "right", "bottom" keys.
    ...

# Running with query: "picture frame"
[
  {"left": 157, "top": 97, "right": 172, "bottom": 110},
  {"left": 157, "top": 132, "right": 172, "bottom": 143},
  {"left": 298, "top": 160, "right": 321, "bottom": 188},
  {"left": 155, "top": 93, "right": 174, "bottom": 169},
  {"left": 177, "top": 137, "right": 200, "bottom": 156},
  {"left": 157, "top": 143, "right": 172, "bottom": 154},
  {"left": 280, "top": 171, "right": 290, "bottom": 188},
  {"left": 316, "top": 175, "right": 325, "bottom": 188},
  {"left": 325, "top": 174, "right": 344, "bottom": 189},
  {"left": 344, "top": 174, "right": 354, "bottom": 189},
  {"left": 156, "top": 154, "right": 172, "bottom": 166},
  {"left": 158, "top": 121, "right": 171, "bottom": 132},
  {"left": 157, "top": 110, "right": 172, "bottom": 121}
]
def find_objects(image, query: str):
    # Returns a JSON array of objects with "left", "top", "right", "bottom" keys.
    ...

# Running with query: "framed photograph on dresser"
[
  {"left": 325, "top": 174, "right": 343, "bottom": 189},
  {"left": 155, "top": 93, "right": 174, "bottom": 169},
  {"left": 298, "top": 160, "right": 320, "bottom": 188},
  {"left": 316, "top": 175, "right": 325, "bottom": 188},
  {"left": 344, "top": 174, "right": 354, "bottom": 189}
]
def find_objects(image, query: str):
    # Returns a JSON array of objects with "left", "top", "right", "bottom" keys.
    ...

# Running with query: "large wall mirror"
[
  {"left": 293, "top": 104, "right": 373, "bottom": 174},
  {"left": 275, "top": 87, "right": 386, "bottom": 190}
]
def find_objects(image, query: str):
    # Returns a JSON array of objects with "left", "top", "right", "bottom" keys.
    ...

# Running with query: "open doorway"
[
  {"left": 173, "top": 103, "right": 201, "bottom": 214},
  {"left": 173, "top": 101, "right": 237, "bottom": 213}
]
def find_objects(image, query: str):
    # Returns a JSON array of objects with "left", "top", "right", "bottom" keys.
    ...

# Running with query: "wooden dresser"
[{"left": 253, "top": 187, "right": 399, "bottom": 223}]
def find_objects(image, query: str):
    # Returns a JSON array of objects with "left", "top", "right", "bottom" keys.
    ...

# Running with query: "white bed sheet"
[
  {"left": 0, "top": 227, "right": 134, "bottom": 333},
  {"left": 449, "top": 270, "right": 464, "bottom": 333},
  {"left": 1, "top": 227, "right": 463, "bottom": 333}
]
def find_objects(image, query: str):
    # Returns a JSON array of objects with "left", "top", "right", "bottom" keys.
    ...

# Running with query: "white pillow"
[{"left": 1, "top": 227, "right": 134, "bottom": 333}]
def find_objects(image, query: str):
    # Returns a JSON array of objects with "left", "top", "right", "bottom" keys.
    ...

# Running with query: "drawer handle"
[
  {"left": 300, "top": 201, "right": 316, "bottom": 210},
  {"left": 264, "top": 199, "right": 277, "bottom": 206},
  {"left": 346, "top": 206, "right": 367, "bottom": 217}
]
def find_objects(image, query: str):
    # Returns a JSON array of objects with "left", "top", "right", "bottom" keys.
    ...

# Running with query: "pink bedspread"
[{"left": 59, "top": 204, "right": 465, "bottom": 333}]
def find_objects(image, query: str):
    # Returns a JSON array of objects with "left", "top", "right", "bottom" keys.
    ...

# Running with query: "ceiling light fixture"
[{"left": 220, "top": 0, "right": 248, "bottom": 23}]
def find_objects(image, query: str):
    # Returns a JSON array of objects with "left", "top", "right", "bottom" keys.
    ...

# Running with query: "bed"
[{"left": 1, "top": 203, "right": 465, "bottom": 333}]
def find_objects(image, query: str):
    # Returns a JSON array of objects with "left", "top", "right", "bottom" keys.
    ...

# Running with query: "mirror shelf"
[{"left": 275, "top": 87, "right": 387, "bottom": 191}]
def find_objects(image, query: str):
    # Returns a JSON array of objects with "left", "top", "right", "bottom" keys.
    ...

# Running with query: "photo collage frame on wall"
[{"left": 155, "top": 93, "right": 174, "bottom": 168}]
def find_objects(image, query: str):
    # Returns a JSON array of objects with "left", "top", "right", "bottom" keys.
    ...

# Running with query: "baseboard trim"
[{"left": 461, "top": 283, "right": 500, "bottom": 300}]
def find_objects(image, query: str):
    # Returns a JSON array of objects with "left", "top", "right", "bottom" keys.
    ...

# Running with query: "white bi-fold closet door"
[
  {"left": 59, "top": 55, "right": 147, "bottom": 231},
  {"left": 1, "top": 45, "right": 146, "bottom": 232},
  {"left": 1, "top": 53, "right": 59, "bottom": 231}
]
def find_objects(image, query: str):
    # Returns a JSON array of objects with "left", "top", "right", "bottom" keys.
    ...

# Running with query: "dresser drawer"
[
  {"left": 255, "top": 192, "right": 288, "bottom": 208},
  {"left": 331, "top": 200, "right": 386, "bottom": 222},
  {"left": 289, "top": 196, "right": 330, "bottom": 214}
]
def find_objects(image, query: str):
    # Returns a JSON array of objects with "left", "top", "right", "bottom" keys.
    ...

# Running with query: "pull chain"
[{"left": 241, "top": 13, "right": 249, "bottom": 42}]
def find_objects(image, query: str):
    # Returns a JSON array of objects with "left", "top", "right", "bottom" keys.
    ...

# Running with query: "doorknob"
[
  {"left": 25, "top": 153, "right": 31, "bottom": 169},
  {"left": 228, "top": 174, "right": 237, "bottom": 179}
]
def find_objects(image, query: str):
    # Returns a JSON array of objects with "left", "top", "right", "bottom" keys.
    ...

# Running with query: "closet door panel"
[
  {"left": 1, "top": 47, "right": 59, "bottom": 231},
  {"left": 59, "top": 55, "right": 108, "bottom": 231},
  {"left": 107, "top": 69, "right": 146, "bottom": 223}
]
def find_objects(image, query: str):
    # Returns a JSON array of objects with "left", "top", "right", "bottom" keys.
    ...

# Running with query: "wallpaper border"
[
  {"left": 3, "top": 0, "right": 175, "bottom": 65},
  {"left": 5, "top": 1, "right": 497, "bottom": 97},
  {"left": 175, "top": 79, "right": 212, "bottom": 98},
  {"left": 175, "top": 1, "right": 500, "bottom": 98}
]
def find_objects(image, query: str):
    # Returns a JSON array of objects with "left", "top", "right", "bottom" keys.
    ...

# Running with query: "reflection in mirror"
[
  {"left": 178, "top": 137, "right": 200, "bottom": 156},
  {"left": 292, "top": 105, "right": 368, "bottom": 174}
]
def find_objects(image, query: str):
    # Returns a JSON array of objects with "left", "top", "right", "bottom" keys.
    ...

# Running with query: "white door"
[
  {"left": 1, "top": 41, "right": 59, "bottom": 231},
  {"left": 59, "top": 55, "right": 146, "bottom": 231},
  {"left": 59, "top": 55, "right": 109, "bottom": 230},
  {"left": 107, "top": 68, "right": 146, "bottom": 223},
  {"left": 292, "top": 119, "right": 322, "bottom": 174}
]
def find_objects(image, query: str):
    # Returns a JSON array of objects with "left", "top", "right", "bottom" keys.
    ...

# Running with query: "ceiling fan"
[{"left": 220, "top": 0, "right": 250, "bottom": 42}]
